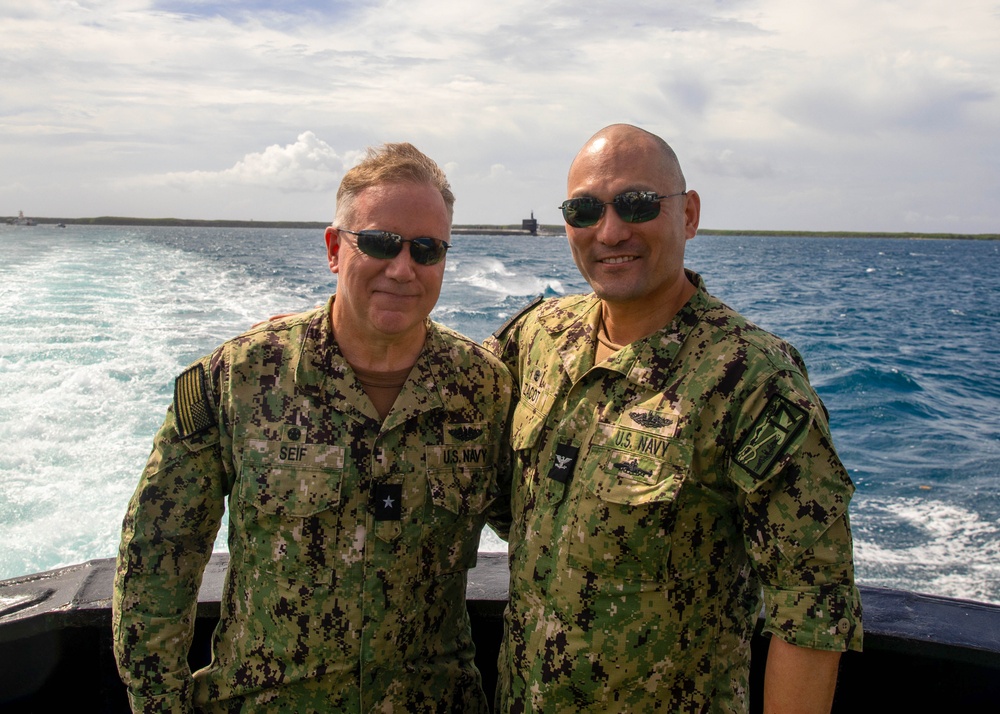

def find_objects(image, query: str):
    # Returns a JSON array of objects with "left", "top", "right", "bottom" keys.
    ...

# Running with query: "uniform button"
[{"left": 837, "top": 618, "right": 851, "bottom": 634}]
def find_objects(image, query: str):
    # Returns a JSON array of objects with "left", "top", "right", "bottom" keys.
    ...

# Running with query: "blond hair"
[{"left": 336, "top": 142, "right": 454, "bottom": 225}]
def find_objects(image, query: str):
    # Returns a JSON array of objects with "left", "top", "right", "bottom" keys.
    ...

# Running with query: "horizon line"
[{"left": 3, "top": 215, "right": 997, "bottom": 240}]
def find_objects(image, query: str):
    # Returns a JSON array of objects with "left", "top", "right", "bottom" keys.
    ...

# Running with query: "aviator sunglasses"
[
  {"left": 337, "top": 228, "right": 450, "bottom": 266},
  {"left": 559, "top": 191, "right": 687, "bottom": 228}
]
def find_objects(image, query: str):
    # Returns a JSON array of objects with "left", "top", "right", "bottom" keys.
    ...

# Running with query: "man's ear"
[
  {"left": 683, "top": 190, "right": 701, "bottom": 241},
  {"left": 325, "top": 226, "right": 341, "bottom": 273}
]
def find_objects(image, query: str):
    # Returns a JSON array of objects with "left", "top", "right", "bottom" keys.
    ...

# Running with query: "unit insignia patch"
[{"left": 734, "top": 395, "right": 808, "bottom": 478}]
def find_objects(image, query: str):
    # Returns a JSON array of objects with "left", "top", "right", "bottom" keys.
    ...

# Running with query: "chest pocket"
[
  {"left": 424, "top": 444, "right": 496, "bottom": 575},
  {"left": 241, "top": 440, "right": 345, "bottom": 515},
  {"left": 426, "top": 461, "right": 493, "bottom": 516},
  {"left": 510, "top": 394, "right": 548, "bottom": 454},
  {"left": 564, "top": 426, "right": 693, "bottom": 583},
  {"left": 237, "top": 440, "right": 345, "bottom": 580}
]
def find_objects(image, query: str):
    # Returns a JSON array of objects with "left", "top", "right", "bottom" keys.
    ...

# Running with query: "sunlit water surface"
[{"left": 1, "top": 226, "right": 997, "bottom": 603}]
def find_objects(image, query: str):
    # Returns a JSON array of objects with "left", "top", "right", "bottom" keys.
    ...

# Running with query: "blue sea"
[{"left": 1, "top": 224, "right": 998, "bottom": 604}]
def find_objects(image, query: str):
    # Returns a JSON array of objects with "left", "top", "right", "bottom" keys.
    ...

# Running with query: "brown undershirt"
[
  {"left": 595, "top": 314, "right": 624, "bottom": 364},
  {"left": 352, "top": 364, "right": 413, "bottom": 421}
]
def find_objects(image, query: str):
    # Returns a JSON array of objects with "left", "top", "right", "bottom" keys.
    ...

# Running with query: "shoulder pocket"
[
  {"left": 510, "top": 397, "right": 546, "bottom": 452},
  {"left": 730, "top": 394, "right": 810, "bottom": 493}
]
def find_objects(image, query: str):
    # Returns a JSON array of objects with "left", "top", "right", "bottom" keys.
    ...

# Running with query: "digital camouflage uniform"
[
  {"left": 485, "top": 271, "right": 862, "bottom": 713},
  {"left": 113, "top": 296, "right": 512, "bottom": 713}
]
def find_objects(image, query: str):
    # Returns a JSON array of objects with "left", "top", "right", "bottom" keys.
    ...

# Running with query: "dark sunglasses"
[
  {"left": 337, "top": 228, "right": 450, "bottom": 266},
  {"left": 559, "top": 191, "right": 687, "bottom": 228}
]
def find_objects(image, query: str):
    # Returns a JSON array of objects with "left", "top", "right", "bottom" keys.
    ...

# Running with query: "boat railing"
[{"left": 1, "top": 553, "right": 998, "bottom": 712}]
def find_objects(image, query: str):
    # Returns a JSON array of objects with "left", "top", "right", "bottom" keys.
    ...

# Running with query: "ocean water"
[{"left": 1, "top": 225, "right": 998, "bottom": 604}]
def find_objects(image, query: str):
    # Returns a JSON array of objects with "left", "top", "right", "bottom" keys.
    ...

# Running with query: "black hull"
[{"left": 2, "top": 553, "right": 998, "bottom": 712}]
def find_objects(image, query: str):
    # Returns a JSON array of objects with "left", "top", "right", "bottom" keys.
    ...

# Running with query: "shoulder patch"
[
  {"left": 173, "top": 364, "right": 216, "bottom": 439},
  {"left": 491, "top": 295, "right": 544, "bottom": 340},
  {"left": 734, "top": 395, "right": 808, "bottom": 478}
]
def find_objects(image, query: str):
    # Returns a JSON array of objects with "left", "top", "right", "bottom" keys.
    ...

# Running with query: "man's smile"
[{"left": 599, "top": 255, "right": 638, "bottom": 265}]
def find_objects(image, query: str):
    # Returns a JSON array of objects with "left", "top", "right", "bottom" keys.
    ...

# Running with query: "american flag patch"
[{"left": 173, "top": 364, "right": 215, "bottom": 438}]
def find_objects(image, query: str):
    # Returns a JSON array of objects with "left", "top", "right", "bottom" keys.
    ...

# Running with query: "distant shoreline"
[{"left": 3, "top": 216, "right": 998, "bottom": 240}]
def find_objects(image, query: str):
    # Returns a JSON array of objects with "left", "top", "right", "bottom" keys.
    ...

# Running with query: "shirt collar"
[
  {"left": 535, "top": 270, "right": 711, "bottom": 387},
  {"left": 295, "top": 294, "right": 445, "bottom": 424}
]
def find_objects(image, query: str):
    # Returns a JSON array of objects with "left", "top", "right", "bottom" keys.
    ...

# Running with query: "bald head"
[
  {"left": 562, "top": 123, "right": 701, "bottom": 338},
  {"left": 570, "top": 124, "right": 686, "bottom": 193}
]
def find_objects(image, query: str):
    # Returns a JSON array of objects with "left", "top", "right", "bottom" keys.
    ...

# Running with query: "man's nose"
[
  {"left": 594, "top": 207, "right": 631, "bottom": 245},
  {"left": 383, "top": 246, "right": 417, "bottom": 278}
]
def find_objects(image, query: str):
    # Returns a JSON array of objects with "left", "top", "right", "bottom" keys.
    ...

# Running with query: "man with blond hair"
[{"left": 114, "top": 143, "right": 512, "bottom": 712}]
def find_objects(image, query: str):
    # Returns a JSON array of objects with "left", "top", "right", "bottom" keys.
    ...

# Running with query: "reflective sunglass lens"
[
  {"left": 353, "top": 230, "right": 448, "bottom": 265},
  {"left": 560, "top": 198, "right": 604, "bottom": 228},
  {"left": 560, "top": 192, "right": 666, "bottom": 227},
  {"left": 357, "top": 231, "right": 401, "bottom": 260},
  {"left": 613, "top": 192, "right": 660, "bottom": 223},
  {"left": 408, "top": 238, "right": 448, "bottom": 265}
]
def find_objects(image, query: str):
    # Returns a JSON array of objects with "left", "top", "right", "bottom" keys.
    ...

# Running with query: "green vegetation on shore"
[
  {"left": 696, "top": 229, "right": 1000, "bottom": 240},
  {"left": 4, "top": 216, "right": 998, "bottom": 240}
]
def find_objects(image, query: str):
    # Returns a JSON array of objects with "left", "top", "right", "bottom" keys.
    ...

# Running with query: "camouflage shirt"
[
  {"left": 113, "top": 297, "right": 513, "bottom": 713},
  {"left": 485, "top": 272, "right": 862, "bottom": 713}
]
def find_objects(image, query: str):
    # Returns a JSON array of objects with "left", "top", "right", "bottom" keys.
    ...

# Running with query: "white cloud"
[
  {"left": 152, "top": 131, "right": 360, "bottom": 192},
  {"left": 487, "top": 164, "right": 512, "bottom": 181},
  {"left": 692, "top": 149, "right": 775, "bottom": 180},
  {"left": 1, "top": 0, "right": 999, "bottom": 231}
]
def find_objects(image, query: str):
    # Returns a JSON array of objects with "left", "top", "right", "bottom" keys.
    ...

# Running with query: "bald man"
[{"left": 486, "top": 124, "right": 862, "bottom": 713}]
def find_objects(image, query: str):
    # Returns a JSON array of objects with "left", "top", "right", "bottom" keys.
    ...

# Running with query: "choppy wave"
[
  {"left": 448, "top": 256, "right": 565, "bottom": 300},
  {"left": 854, "top": 497, "right": 1000, "bottom": 603},
  {"left": 2, "top": 226, "right": 998, "bottom": 604}
]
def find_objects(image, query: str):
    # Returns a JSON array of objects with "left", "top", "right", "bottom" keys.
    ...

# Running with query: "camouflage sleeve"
[
  {"left": 484, "top": 295, "right": 542, "bottom": 391},
  {"left": 484, "top": 393, "right": 515, "bottom": 541},
  {"left": 731, "top": 373, "right": 863, "bottom": 653},
  {"left": 112, "top": 354, "right": 231, "bottom": 712},
  {"left": 482, "top": 334, "right": 519, "bottom": 387},
  {"left": 483, "top": 303, "right": 532, "bottom": 541}
]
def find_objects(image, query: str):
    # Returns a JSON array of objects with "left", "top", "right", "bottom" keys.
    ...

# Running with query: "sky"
[{"left": 2, "top": 1, "right": 999, "bottom": 233}]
